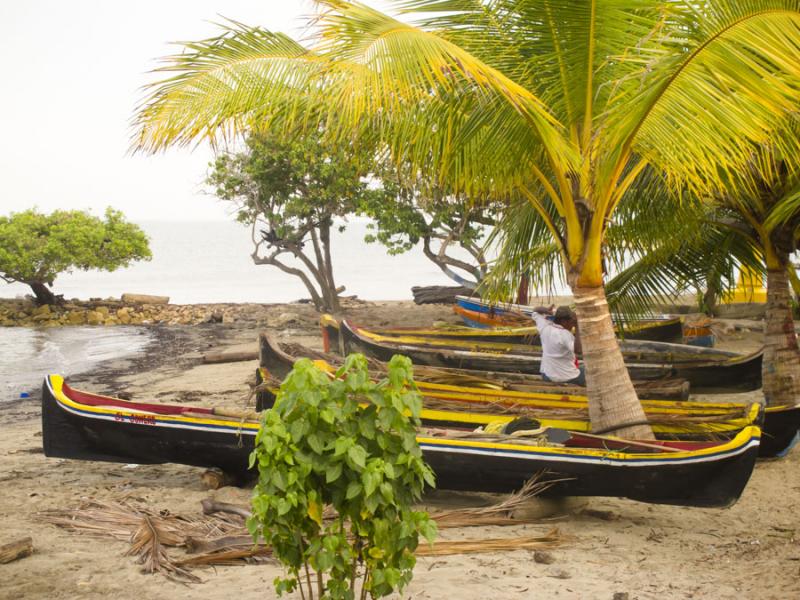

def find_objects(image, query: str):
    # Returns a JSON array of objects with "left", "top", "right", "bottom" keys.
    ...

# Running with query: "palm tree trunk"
[
  {"left": 763, "top": 266, "right": 800, "bottom": 406},
  {"left": 572, "top": 285, "right": 654, "bottom": 439}
]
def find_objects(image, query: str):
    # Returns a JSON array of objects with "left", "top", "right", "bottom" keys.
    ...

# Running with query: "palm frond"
[{"left": 613, "top": 1, "right": 800, "bottom": 195}]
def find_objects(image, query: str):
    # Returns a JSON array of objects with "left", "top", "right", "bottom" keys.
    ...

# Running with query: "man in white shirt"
[{"left": 531, "top": 305, "right": 585, "bottom": 386}]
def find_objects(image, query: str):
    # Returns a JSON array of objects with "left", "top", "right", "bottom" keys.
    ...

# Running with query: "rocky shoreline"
[{"left": 0, "top": 297, "right": 286, "bottom": 327}]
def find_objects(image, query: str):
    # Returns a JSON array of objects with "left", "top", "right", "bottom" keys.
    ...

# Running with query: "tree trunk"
[
  {"left": 572, "top": 285, "right": 655, "bottom": 440},
  {"left": 28, "top": 281, "right": 57, "bottom": 305},
  {"left": 318, "top": 221, "right": 341, "bottom": 313},
  {"left": 763, "top": 266, "right": 800, "bottom": 406}
]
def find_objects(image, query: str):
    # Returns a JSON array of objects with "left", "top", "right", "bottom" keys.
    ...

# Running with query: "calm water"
[{"left": 0, "top": 219, "right": 474, "bottom": 396}]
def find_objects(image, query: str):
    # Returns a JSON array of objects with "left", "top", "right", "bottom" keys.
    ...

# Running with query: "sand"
[{"left": 2, "top": 301, "right": 799, "bottom": 599}]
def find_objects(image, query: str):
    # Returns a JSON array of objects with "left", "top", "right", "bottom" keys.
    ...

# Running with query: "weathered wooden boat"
[
  {"left": 453, "top": 305, "right": 534, "bottom": 329},
  {"left": 41, "top": 374, "right": 761, "bottom": 507},
  {"left": 258, "top": 335, "right": 786, "bottom": 449},
  {"left": 323, "top": 314, "right": 541, "bottom": 345},
  {"left": 328, "top": 318, "right": 764, "bottom": 391},
  {"left": 455, "top": 296, "right": 684, "bottom": 343},
  {"left": 320, "top": 322, "right": 690, "bottom": 400}
]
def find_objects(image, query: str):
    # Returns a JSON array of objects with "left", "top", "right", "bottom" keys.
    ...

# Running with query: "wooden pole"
[{"left": 202, "top": 350, "right": 259, "bottom": 364}]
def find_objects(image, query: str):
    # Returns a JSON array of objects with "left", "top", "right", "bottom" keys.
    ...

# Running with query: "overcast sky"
[{"left": 1, "top": 1, "right": 392, "bottom": 222}]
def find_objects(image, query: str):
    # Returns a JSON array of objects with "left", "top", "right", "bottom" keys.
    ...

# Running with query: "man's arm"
[
  {"left": 573, "top": 321, "right": 582, "bottom": 356},
  {"left": 531, "top": 306, "right": 554, "bottom": 330}
]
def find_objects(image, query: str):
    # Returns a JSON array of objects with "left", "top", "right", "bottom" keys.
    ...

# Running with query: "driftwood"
[
  {"left": 121, "top": 293, "right": 169, "bottom": 305},
  {"left": 201, "top": 499, "right": 252, "bottom": 520},
  {"left": 185, "top": 534, "right": 255, "bottom": 554},
  {"left": 0, "top": 537, "right": 33, "bottom": 564},
  {"left": 200, "top": 469, "right": 238, "bottom": 490},
  {"left": 411, "top": 285, "right": 473, "bottom": 305},
  {"left": 202, "top": 350, "right": 259, "bottom": 365}
]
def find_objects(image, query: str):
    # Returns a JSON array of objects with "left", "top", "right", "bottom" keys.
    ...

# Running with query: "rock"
[
  {"left": 270, "top": 312, "right": 300, "bottom": 328},
  {"left": 613, "top": 593, "right": 630, "bottom": 600},
  {"left": 86, "top": 310, "right": 104, "bottom": 325},
  {"left": 533, "top": 550, "right": 555, "bottom": 564},
  {"left": 67, "top": 311, "right": 85, "bottom": 325},
  {"left": 32, "top": 304, "right": 51, "bottom": 316},
  {"left": 222, "top": 313, "right": 236, "bottom": 324},
  {"left": 32, "top": 312, "right": 53, "bottom": 322},
  {"left": 546, "top": 568, "right": 571, "bottom": 580},
  {"left": 96, "top": 306, "right": 110, "bottom": 317}
]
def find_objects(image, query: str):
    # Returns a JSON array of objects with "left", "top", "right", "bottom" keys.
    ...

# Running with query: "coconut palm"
[
  {"left": 604, "top": 141, "right": 800, "bottom": 408},
  {"left": 134, "top": 1, "right": 800, "bottom": 438}
]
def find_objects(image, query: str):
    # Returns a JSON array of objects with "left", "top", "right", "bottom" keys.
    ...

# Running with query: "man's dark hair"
[{"left": 553, "top": 306, "right": 576, "bottom": 325}]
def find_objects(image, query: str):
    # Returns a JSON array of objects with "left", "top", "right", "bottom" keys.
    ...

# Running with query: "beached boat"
[
  {"left": 41, "top": 374, "right": 761, "bottom": 507},
  {"left": 328, "top": 319, "right": 764, "bottom": 391},
  {"left": 454, "top": 296, "right": 684, "bottom": 343},
  {"left": 453, "top": 305, "right": 534, "bottom": 329},
  {"left": 320, "top": 322, "right": 690, "bottom": 400},
  {"left": 257, "top": 335, "right": 800, "bottom": 458},
  {"left": 323, "top": 315, "right": 541, "bottom": 345}
]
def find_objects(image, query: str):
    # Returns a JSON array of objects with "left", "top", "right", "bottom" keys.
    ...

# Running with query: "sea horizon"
[{"left": 0, "top": 218, "right": 511, "bottom": 305}]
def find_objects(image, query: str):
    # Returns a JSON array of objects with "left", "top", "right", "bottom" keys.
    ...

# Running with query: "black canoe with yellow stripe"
[{"left": 42, "top": 375, "right": 760, "bottom": 507}]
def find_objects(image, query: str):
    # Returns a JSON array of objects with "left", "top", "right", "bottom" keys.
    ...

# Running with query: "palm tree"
[
  {"left": 602, "top": 140, "right": 800, "bottom": 408},
  {"left": 133, "top": 1, "right": 800, "bottom": 439}
]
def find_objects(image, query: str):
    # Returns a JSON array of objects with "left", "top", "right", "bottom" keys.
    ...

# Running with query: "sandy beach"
[{"left": 2, "top": 300, "right": 799, "bottom": 599}]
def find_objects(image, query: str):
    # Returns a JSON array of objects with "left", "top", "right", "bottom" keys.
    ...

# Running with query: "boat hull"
[{"left": 42, "top": 375, "right": 760, "bottom": 507}]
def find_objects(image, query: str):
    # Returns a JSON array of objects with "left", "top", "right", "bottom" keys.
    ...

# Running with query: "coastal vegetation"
[
  {"left": 208, "top": 131, "right": 386, "bottom": 313},
  {"left": 132, "top": 0, "right": 800, "bottom": 439},
  {"left": 248, "top": 354, "right": 436, "bottom": 599},
  {"left": 358, "top": 167, "right": 497, "bottom": 290},
  {"left": 0, "top": 208, "right": 150, "bottom": 305}
]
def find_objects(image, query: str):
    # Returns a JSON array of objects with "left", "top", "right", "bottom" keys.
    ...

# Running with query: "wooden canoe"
[
  {"left": 320, "top": 316, "right": 688, "bottom": 398},
  {"left": 330, "top": 318, "right": 763, "bottom": 392},
  {"left": 454, "top": 296, "right": 684, "bottom": 343},
  {"left": 261, "top": 335, "right": 799, "bottom": 458},
  {"left": 41, "top": 374, "right": 760, "bottom": 507}
]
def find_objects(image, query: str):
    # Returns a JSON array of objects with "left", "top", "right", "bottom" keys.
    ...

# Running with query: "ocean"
[
  {"left": 0, "top": 219, "right": 459, "bottom": 304},
  {"left": 0, "top": 219, "right": 470, "bottom": 395}
]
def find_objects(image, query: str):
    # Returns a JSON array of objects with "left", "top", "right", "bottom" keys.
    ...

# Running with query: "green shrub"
[{"left": 248, "top": 354, "right": 437, "bottom": 599}]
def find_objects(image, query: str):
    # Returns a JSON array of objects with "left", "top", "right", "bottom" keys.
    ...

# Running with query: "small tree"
[
  {"left": 208, "top": 132, "right": 390, "bottom": 312},
  {"left": 0, "top": 208, "right": 151, "bottom": 304},
  {"left": 248, "top": 354, "right": 436, "bottom": 600},
  {"left": 359, "top": 169, "right": 497, "bottom": 290}
]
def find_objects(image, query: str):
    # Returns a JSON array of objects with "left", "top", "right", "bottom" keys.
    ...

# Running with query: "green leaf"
[
  {"left": 307, "top": 433, "right": 324, "bottom": 454},
  {"left": 347, "top": 445, "right": 367, "bottom": 470},
  {"left": 346, "top": 480, "right": 363, "bottom": 500},
  {"left": 326, "top": 461, "right": 343, "bottom": 483}
]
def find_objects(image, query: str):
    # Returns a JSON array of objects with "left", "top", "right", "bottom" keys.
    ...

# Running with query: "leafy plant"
[{"left": 248, "top": 354, "right": 437, "bottom": 599}]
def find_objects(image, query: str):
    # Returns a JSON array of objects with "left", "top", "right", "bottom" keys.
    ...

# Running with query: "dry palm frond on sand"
[
  {"left": 39, "top": 475, "right": 565, "bottom": 579},
  {"left": 38, "top": 499, "right": 243, "bottom": 582}
]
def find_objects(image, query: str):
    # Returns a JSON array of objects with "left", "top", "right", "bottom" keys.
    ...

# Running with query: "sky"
[{"left": 1, "top": 0, "right": 392, "bottom": 222}]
